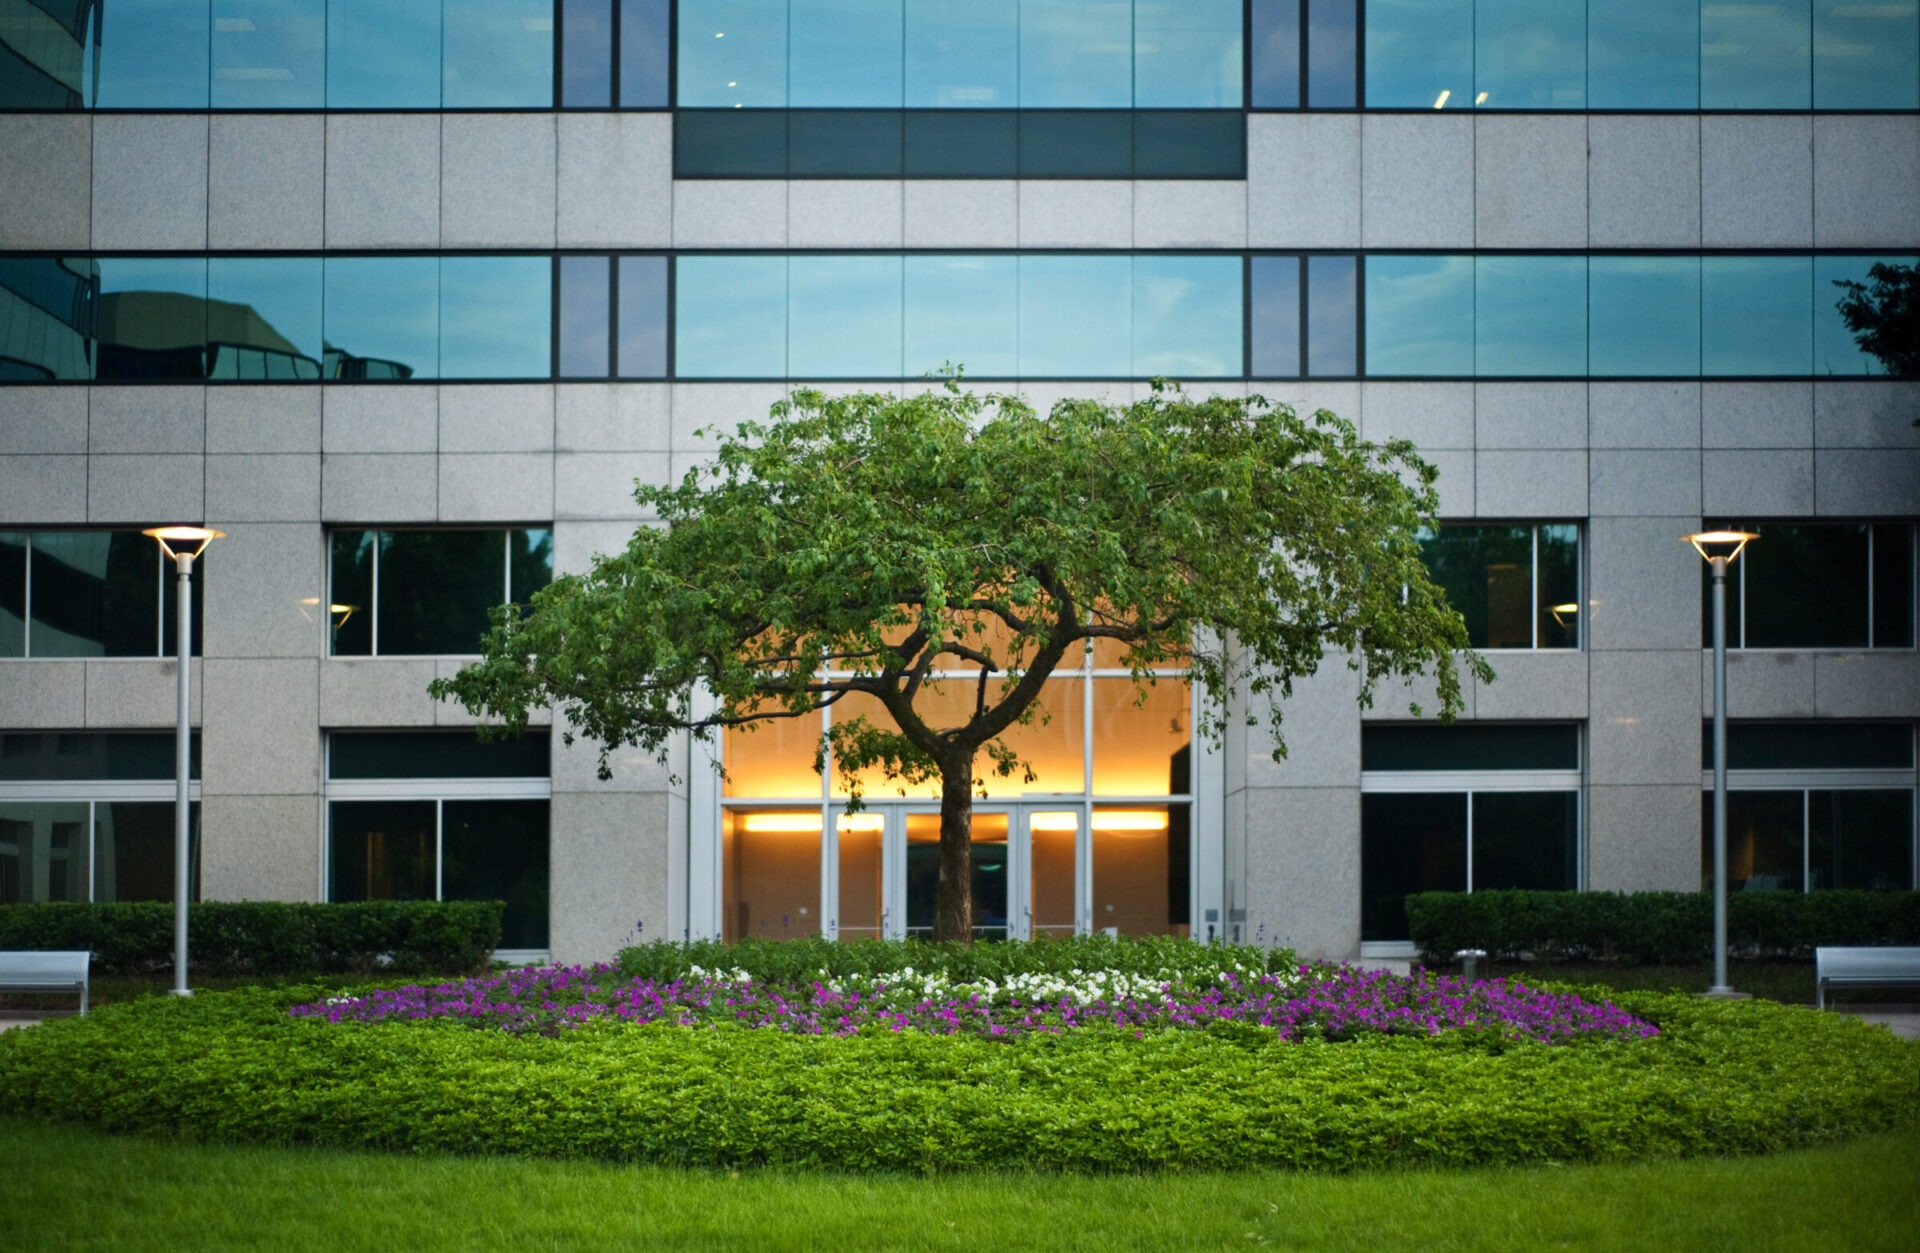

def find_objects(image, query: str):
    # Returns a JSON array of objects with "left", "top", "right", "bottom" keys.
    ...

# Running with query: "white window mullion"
[
  {"left": 1802, "top": 789, "right": 1811, "bottom": 893},
  {"left": 21, "top": 534, "right": 31, "bottom": 658},
  {"left": 1464, "top": 792, "right": 1475, "bottom": 894},
  {"left": 434, "top": 798, "right": 444, "bottom": 901}
]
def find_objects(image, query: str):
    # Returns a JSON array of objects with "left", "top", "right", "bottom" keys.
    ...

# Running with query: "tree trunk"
[{"left": 933, "top": 758, "right": 974, "bottom": 943}]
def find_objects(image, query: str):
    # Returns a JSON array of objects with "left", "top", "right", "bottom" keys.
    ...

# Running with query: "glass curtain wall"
[
  {"left": 1416, "top": 524, "right": 1580, "bottom": 650},
  {"left": 1700, "top": 522, "right": 1915, "bottom": 650},
  {"left": 720, "top": 639, "right": 1194, "bottom": 941},
  {"left": 326, "top": 731, "right": 552, "bottom": 950},
  {"left": 0, "top": 733, "right": 201, "bottom": 905},
  {"left": 1360, "top": 723, "right": 1582, "bottom": 942}
]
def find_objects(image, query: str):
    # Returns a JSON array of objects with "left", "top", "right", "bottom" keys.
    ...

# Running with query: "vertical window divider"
[
  {"left": 370, "top": 535, "right": 381, "bottom": 657},
  {"left": 1531, "top": 525, "right": 1540, "bottom": 649},
  {"left": 611, "top": 0, "right": 624, "bottom": 106},
  {"left": 1463, "top": 792, "right": 1474, "bottom": 893},
  {"left": 607, "top": 255, "right": 621, "bottom": 379},
  {"left": 1803, "top": 789, "right": 1811, "bottom": 891},
  {"left": 21, "top": 537, "right": 31, "bottom": 658},
  {"left": 1866, "top": 525, "right": 1876, "bottom": 648},
  {"left": 435, "top": 797, "right": 445, "bottom": 902},
  {"left": 1295, "top": 255, "right": 1307, "bottom": 379}
]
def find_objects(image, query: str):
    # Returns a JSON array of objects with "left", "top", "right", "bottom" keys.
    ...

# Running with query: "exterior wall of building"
[{"left": 2, "top": 32, "right": 1917, "bottom": 962}]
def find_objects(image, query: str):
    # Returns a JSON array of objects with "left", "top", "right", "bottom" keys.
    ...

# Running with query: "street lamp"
[
  {"left": 143, "top": 525, "right": 224, "bottom": 997},
  {"left": 1685, "top": 528, "right": 1757, "bottom": 998}
]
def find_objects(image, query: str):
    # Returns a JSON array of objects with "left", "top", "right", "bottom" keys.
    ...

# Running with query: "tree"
[
  {"left": 1832, "top": 261, "right": 1919, "bottom": 378},
  {"left": 431, "top": 382, "right": 1490, "bottom": 942}
]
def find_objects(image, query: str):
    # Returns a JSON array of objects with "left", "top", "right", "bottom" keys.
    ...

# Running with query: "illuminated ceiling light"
[
  {"left": 1549, "top": 602, "right": 1579, "bottom": 628},
  {"left": 1433, "top": 89, "right": 1451, "bottom": 109},
  {"left": 715, "top": 31, "right": 725, "bottom": 37},
  {"left": 1474, "top": 91, "right": 1489, "bottom": 104},
  {"left": 836, "top": 813, "right": 884, "bottom": 831},
  {"left": 739, "top": 813, "right": 823, "bottom": 833},
  {"left": 1092, "top": 810, "right": 1170, "bottom": 831},
  {"left": 727, "top": 81, "right": 737, "bottom": 87},
  {"left": 1029, "top": 812, "right": 1081, "bottom": 831},
  {"left": 1684, "top": 529, "right": 1759, "bottom": 563}
]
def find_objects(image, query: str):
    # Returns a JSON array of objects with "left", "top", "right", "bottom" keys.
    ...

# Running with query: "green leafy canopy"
[{"left": 431, "top": 381, "right": 1490, "bottom": 797}]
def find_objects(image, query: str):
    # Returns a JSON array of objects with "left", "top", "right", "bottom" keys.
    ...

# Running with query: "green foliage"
[
  {"left": 1832, "top": 261, "right": 1919, "bottom": 377},
  {"left": 614, "top": 935, "right": 1296, "bottom": 984},
  {"left": 0, "top": 984, "right": 1911, "bottom": 1172},
  {"left": 1405, "top": 890, "right": 1920, "bottom": 966},
  {"left": 0, "top": 901, "right": 504, "bottom": 977}
]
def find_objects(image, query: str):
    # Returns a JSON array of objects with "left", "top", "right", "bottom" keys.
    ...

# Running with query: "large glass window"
[
  {"left": 0, "top": 531, "right": 204, "bottom": 659},
  {"left": 327, "top": 731, "right": 550, "bottom": 951},
  {"left": 0, "top": 733, "right": 200, "bottom": 905},
  {"left": 1361, "top": 723, "right": 1581, "bottom": 942},
  {"left": 1703, "top": 722, "right": 1915, "bottom": 893},
  {"left": 329, "top": 528, "right": 553, "bottom": 657},
  {"left": 1417, "top": 524, "right": 1580, "bottom": 650},
  {"left": 675, "top": 254, "right": 1242, "bottom": 381},
  {"left": 1250, "top": 254, "right": 1360, "bottom": 379},
  {"left": 1704, "top": 522, "right": 1915, "bottom": 650}
]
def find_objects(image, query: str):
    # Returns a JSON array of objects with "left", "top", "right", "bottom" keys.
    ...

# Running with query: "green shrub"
[
  {"left": 0, "top": 901, "right": 503, "bottom": 977},
  {"left": 1405, "top": 890, "right": 1920, "bottom": 966},
  {"left": 615, "top": 935, "right": 1296, "bottom": 984},
  {"left": 0, "top": 983, "right": 1911, "bottom": 1172}
]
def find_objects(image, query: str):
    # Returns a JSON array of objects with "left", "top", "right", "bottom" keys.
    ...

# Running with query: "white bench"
[
  {"left": 1814, "top": 946, "right": 1920, "bottom": 1011},
  {"left": 0, "top": 950, "right": 91, "bottom": 1018}
]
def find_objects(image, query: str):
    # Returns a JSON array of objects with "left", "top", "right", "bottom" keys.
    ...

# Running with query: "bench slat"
[
  {"left": 1814, "top": 947, "right": 1920, "bottom": 1010},
  {"left": 0, "top": 950, "right": 91, "bottom": 1017}
]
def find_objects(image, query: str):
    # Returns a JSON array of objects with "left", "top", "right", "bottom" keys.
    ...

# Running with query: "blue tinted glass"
[
  {"left": 904, "top": 0, "right": 1018, "bottom": 106},
  {"left": 791, "top": 0, "right": 901, "bottom": 106},
  {"left": 1250, "top": 255, "right": 1301, "bottom": 378},
  {"left": 207, "top": 257, "right": 323, "bottom": 380},
  {"left": 327, "top": 0, "right": 440, "bottom": 107},
  {"left": 616, "top": 255, "right": 668, "bottom": 378},
  {"left": 1815, "top": 0, "right": 1920, "bottom": 108},
  {"left": 1306, "top": 0, "right": 1358, "bottom": 108},
  {"left": 440, "top": 257, "right": 551, "bottom": 380},
  {"left": 678, "top": 0, "right": 786, "bottom": 106},
  {"left": 1475, "top": 0, "right": 1584, "bottom": 108},
  {"left": 1365, "top": 0, "right": 1471, "bottom": 108},
  {"left": 0, "top": 533, "right": 21, "bottom": 657},
  {"left": 1589, "top": 257, "right": 1701, "bottom": 378},
  {"left": 1306, "top": 254, "right": 1357, "bottom": 376},
  {"left": 94, "top": 257, "right": 208, "bottom": 381},
  {"left": 93, "top": 0, "right": 209, "bottom": 107},
  {"left": 563, "top": 0, "right": 613, "bottom": 107},
  {"left": 558, "top": 256, "right": 609, "bottom": 378},
  {"left": 1133, "top": 256, "right": 1242, "bottom": 379},
  {"left": 211, "top": 0, "right": 324, "bottom": 108},
  {"left": 1703, "top": 256, "right": 1813, "bottom": 376},
  {"left": 1020, "top": 257, "right": 1130, "bottom": 377},
  {"left": 444, "top": 0, "right": 553, "bottom": 107},
  {"left": 1476, "top": 257, "right": 1585, "bottom": 376},
  {"left": 323, "top": 258, "right": 438, "bottom": 381},
  {"left": 619, "top": 0, "right": 671, "bottom": 107},
  {"left": 904, "top": 255, "right": 1018, "bottom": 379},
  {"left": 789, "top": 255, "right": 903, "bottom": 378},
  {"left": 1703, "top": 0, "right": 1813, "bottom": 109},
  {"left": 0, "top": 258, "right": 97, "bottom": 381},
  {"left": 675, "top": 255, "right": 786, "bottom": 378},
  {"left": 1816, "top": 255, "right": 1918, "bottom": 377},
  {"left": 1589, "top": 0, "right": 1698, "bottom": 108},
  {"left": 1364, "top": 255, "right": 1473, "bottom": 376},
  {"left": 1020, "top": 0, "right": 1131, "bottom": 107},
  {"left": 1249, "top": 0, "right": 1300, "bottom": 108},
  {"left": 1135, "top": 0, "right": 1243, "bottom": 107}
]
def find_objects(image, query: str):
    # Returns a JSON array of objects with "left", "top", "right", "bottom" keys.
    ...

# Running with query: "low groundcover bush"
[{"left": 2, "top": 942, "right": 1912, "bottom": 1172}]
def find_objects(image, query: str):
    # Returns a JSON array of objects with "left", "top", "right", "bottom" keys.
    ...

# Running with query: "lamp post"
[
  {"left": 143, "top": 526, "right": 224, "bottom": 998},
  {"left": 1685, "top": 529, "right": 1757, "bottom": 999}
]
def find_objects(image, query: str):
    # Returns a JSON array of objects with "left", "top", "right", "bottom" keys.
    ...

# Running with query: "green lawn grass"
[{"left": 4, "top": 1115, "right": 1916, "bottom": 1251}]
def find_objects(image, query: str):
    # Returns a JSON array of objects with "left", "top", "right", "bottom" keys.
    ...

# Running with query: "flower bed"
[{"left": 289, "top": 962, "right": 1660, "bottom": 1045}]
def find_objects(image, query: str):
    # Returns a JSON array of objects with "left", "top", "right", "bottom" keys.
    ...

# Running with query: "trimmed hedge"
[
  {"left": 616, "top": 935, "right": 1296, "bottom": 984},
  {"left": 0, "top": 981, "right": 1912, "bottom": 1172},
  {"left": 0, "top": 901, "right": 504, "bottom": 977},
  {"left": 1405, "top": 890, "right": 1920, "bottom": 966}
]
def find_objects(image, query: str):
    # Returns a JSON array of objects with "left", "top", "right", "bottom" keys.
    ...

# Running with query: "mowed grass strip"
[{"left": 3, "top": 1116, "right": 1916, "bottom": 1252}]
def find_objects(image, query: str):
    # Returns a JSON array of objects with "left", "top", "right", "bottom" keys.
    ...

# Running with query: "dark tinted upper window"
[
  {"left": 1362, "top": 724, "right": 1580, "bottom": 772},
  {"left": 329, "top": 731, "right": 552, "bottom": 779}
]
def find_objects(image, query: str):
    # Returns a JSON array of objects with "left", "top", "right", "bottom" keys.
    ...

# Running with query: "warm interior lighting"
[
  {"left": 1029, "top": 812, "right": 1082, "bottom": 832},
  {"left": 1433, "top": 89, "right": 1451, "bottom": 108},
  {"left": 1684, "top": 530, "right": 1759, "bottom": 563},
  {"left": 1091, "top": 810, "right": 1170, "bottom": 831},
  {"left": 835, "top": 813, "right": 884, "bottom": 832},
  {"left": 142, "top": 526, "right": 225, "bottom": 560},
  {"left": 1474, "top": 91, "right": 1488, "bottom": 104},
  {"left": 739, "top": 812, "right": 823, "bottom": 833}
]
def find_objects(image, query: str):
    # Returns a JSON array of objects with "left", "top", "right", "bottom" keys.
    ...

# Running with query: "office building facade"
[{"left": 2, "top": 1, "right": 1916, "bottom": 961}]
